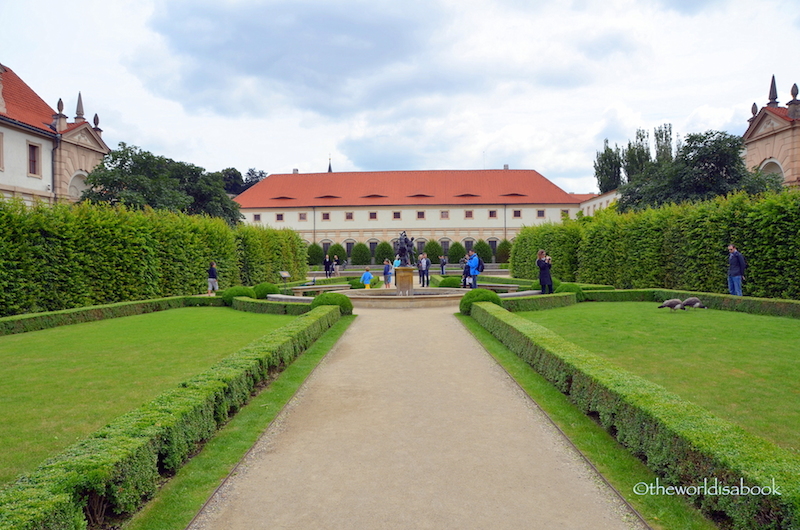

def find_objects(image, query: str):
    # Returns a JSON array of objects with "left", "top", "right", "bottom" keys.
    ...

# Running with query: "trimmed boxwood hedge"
[
  {"left": 470, "top": 301, "right": 800, "bottom": 529},
  {"left": 459, "top": 288, "right": 502, "bottom": 315},
  {"left": 500, "top": 292, "right": 577, "bottom": 312},
  {"left": 0, "top": 304, "right": 341, "bottom": 529},
  {"left": 232, "top": 296, "right": 312, "bottom": 315}
]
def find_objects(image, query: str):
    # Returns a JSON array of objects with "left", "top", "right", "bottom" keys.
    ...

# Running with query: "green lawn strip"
[
  {"left": 0, "top": 307, "right": 295, "bottom": 484},
  {"left": 516, "top": 302, "right": 800, "bottom": 451},
  {"left": 456, "top": 314, "right": 717, "bottom": 530},
  {"left": 122, "top": 315, "right": 356, "bottom": 530}
]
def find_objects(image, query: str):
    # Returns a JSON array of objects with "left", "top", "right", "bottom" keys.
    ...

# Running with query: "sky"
[{"left": 2, "top": 0, "right": 799, "bottom": 193}]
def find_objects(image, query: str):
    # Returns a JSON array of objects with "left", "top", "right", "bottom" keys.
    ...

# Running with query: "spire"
[
  {"left": 74, "top": 92, "right": 85, "bottom": 123},
  {"left": 328, "top": 156, "right": 332, "bottom": 173},
  {"left": 767, "top": 75, "right": 779, "bottom": 107}
]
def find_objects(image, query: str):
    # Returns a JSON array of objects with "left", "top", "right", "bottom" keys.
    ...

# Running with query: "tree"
[
  {"left": 243, "top": 168, "right": 267, "bottom": 191},
  {"left": 306, "top": 242, "right": 323, "bottom": 265},
  {"left": 423, "top": 240, "right": 443, "bottom": 264},
  {"left": 653, "top": 123, "right": 674, "bottom": 164},
  {"left": 217, "top": 167, "right": 246, "bottom": 195},
  {"left": 495, "top": 239, "right": 512, "bottom": 263},
  {"left": 474, "top": 239, "right": 493, "bottom": 263},
  {"left": 82, "top": 143, "right": 242, "bottom": 225},
  {"left": 350, "top": 242, "right": 372, "bottom": 265},
  {"left": 593, "top": 139, "right": 623, "bottom": 193},
  {"left": 374, "top": 241, "right": 395, "bottom": 264},
  {"left": 448, "top": 241, "right": 466, "bottom": 264},
  {"left": 621, "top": 128, "right": 651, "bottom": 183},
  {"left": 328, "top": 243, "right": 346, "bottom": 263}
]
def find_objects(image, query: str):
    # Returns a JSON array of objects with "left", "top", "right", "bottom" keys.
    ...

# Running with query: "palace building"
[
  {"left": 743, "top": 76, "right": 800, "bottom": 187},
  {"left": 0, "top": 63, "right": 110, "bottom": 204},
  {"left": 235, "top": 167, "right": 596, "bottom": 256}
]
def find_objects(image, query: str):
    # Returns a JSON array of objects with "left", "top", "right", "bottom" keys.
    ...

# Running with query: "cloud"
[{"left": 652, "top": 0, "right": 724, "bottom": 15}]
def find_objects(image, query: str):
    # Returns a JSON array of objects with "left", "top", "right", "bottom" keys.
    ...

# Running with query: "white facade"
[{"left": 0, "top": 125, "right": 54, "bottom": 203}]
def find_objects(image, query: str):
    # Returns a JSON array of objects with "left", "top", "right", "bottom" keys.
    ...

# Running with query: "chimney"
[
  {"left": 292, "top": 168, "right": 299, "bottom": 174},
  {"left": 503, "top": 164, "right": 509, "bottom": 170},
  {"left": 0, "top": 65, "right": 6, "bottom": 114}
]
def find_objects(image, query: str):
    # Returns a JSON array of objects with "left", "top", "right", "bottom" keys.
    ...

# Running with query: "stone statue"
[{"left": 397, "top": 231, "right": 416, "bottom": 266}]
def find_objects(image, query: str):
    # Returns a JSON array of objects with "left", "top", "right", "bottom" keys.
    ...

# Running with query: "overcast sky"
[{"left": 2, "top": 0, "right": 799, "bottom": 192}]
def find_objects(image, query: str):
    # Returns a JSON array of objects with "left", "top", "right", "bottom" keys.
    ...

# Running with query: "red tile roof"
[
  {"left": 764, "top": 106, "right": 794, "bottom": 122},
  {"left": 235, "top": 169, "right": 592, "bottom": 208},
  {"left": 0, "top": 64, "right": 56, "bottom": 134}
]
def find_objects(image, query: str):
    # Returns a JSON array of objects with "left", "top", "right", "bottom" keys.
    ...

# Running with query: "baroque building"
[
  {"left": 743, "top": 75, "right": 800, "bottom": 187},
  {"left": 0, "top": 63, "right": 110, "bottom": 203},
  {"left": 235, "top": 168, "right": 595, "bottom": 257}
]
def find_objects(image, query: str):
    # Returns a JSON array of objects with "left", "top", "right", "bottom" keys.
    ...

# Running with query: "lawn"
[
  {"left": 0, "top": 307, "right": 295, "bottom": 484},
  {"left": 517, "top": 302, "right": 800, "bottom": 452}
]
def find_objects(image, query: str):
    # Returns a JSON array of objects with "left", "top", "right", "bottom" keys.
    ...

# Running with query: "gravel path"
[{"left": 188, "top": 306, "right": 647, "bottom": 530}]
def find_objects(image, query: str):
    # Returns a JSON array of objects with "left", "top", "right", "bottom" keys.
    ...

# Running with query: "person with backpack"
[{"left": 467, "top": 249, "right": 480, "bottom": 289}]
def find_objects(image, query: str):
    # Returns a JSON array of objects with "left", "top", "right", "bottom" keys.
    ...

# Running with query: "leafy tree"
[
  {"left": 653, "top": 123, "right": 674, "bottom": 164},
  {"left": 448, "top": 241, "right": 466, "bottom": 264},
  {"left": 83, "top": 143, "right": 241, "bottom": 225},
  {"left": 423, "top": 240, "right": 443, "bottom": 264},
  {"left": 350, "top": 242, "right": 372, "bottom": 265},
  {"left": 474, "top": 239, "right": 493, "bottom": 263},
  {"left": 374, "top": 241, "right": 395, "bottom": 264},
  {"left": 244, "top": 168, "right": 267, "bottom": 191},
  {"left": 306, "top": 242, "right": 323, "bottom": 265},
  {"left": 622, "top": 128, "right": 651, "bottom": 183},
  {"left": 593, "top": 139, "right": 623, "bottom": 193},
  {"left": 495, "top": 239, "right": 512, "bottom": 263},
  {"left": 216, "top": 167, "right": 246, "bottom": 195}
]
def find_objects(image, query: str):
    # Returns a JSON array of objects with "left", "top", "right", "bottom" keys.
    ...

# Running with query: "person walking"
[
  {"left": 207, "top": 261, "right": 219, "bottom": 296},
  {"left": 383, "top": 259, "right": 392, "bottom": 288},
  {"left": 334, "top": 255, "right": 341, "bottom": 277},
  {"left": 360, "top": 267, "right": 373, "bottom": 289},
  {"left": 536, "top": 249, "right": 553, "bottom": 294},
  {"left": 467, "top": 249, "right": 480, "bottom": 289},
  {"left": 323, "top": 254, "right": 333, "bottom": 279},
  {"left": 439, "top": 255, "right": 447, "bottom": 275},
  {"left": 727, "top": 244, "right": 747, "bottom": 296}
]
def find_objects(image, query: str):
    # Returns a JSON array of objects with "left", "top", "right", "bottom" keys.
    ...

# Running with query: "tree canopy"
[{"left": 82, "top": 143, "right": 243, "bottom": 225}]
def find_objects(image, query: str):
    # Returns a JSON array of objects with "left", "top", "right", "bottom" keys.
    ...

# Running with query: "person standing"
[
  {"left": 439, "top": 255, "right": 447, "bottom": 275},
  {"left": 460, "top": 254, "right": 470, "bottom": 288},
  {"left": 383, "top": 259, "right": 392, "bottom": 288},
  {"left": 418, "top": 252, "right": 431, "bottom": 287},
  {"left": 536, "top": 249, "right": 553, "bottom": 294},
  {"left": 360, "top": 267, "right": 373, "bottom": 288},
  {"left": 207, "top": 261, "right": 219, "bottom": 296},
  {"left": 727, "top": 244, "right": 747, "bottom": 296},
  {"left": 323, "top": 254, "right": 333, "bottom": 278},
  {"left": 333, "top": 255, "right": 341, "bottom": 277},
  {"left": 467, "top": 249, "right": 480, "bottom": 289}
]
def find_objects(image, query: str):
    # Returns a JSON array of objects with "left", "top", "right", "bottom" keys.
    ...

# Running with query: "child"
[
  {"left": 360, "top": 267, "right": 373, "bottom": 289},
  {"left": 383, "top": 259, "right": 392, "bottom": 288}
]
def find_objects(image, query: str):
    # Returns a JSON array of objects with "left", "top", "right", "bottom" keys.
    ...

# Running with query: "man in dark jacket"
[{"left": 727, "top": 244, "right": 746, "bottom": 296}]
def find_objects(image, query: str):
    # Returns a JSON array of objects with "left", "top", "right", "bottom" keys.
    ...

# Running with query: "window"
[
  {"left": 464, "top": 240, "right": 474, "bottom": 251},
  {"left": 253, "top": 214, "right": 261, "bottom": 222},
  {"left": 440, "top": 210, "right": 449, "bottom": 220},
  {"left": 369, "top": 241, "right": 378, "bottom": 255},
  {"left": 417, "top": 240, "right": 426, "bottom": 253},
  {"left": 369, "top": 211, "right": 377, "bottom": 220},
  {"left": 440, "top": 240, "right": 450, "bottom": 254},
  {"left": 513, "top": 209, "right": 522, "bottom": 219},
  {"left": 298, "top": 212, "right": 307, "bottom": 221},
  {"left": 465, "top": 210, "right": 473, "bottom": 219},
  {"left": 322, "top": 241, "right": 331, "bottom": 253},
  {"left": 346, "top": 241, "right": 355, "bottom": 256},
  {"left": 537, "top": 210, "right": 545, "bottom": 218},
  {"left": 345, "top": 212, "right": 354, "bottom": 221},
  {"left": 488, "top": 210, "right": 497, "bottom": 219},
  {"left": 417, "top": 211, "right": 425, "bottom": 220},
  {"left": 27, "top": 142, "right": 41, "bottom": 177},
  {"left": 393, "top": 211, "right": 401, "bottom": 220},
  {"left": 488, "top": 240, "right": 498, "bottom": 254},
  {"left": 275, "top": 213, "right": 284, "bottom": 222},
  {"left": 561, "top": 209, "right": 570, "bottom": 218},
  {"left": 322, "top": 212, "right": 331, "bottom": 221}
]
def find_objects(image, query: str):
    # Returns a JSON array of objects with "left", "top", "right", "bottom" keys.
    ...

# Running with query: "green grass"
[
  {"left": 516, "top": 302, "right": 800, "bottom": 451},
  {"left": 0, "top": 307, "right": 296, "bottom": 483},
  {"left": 457, "top": 314, "right": 717, "bottom": 530},
  {"left": 122, "top": 315, "right": 356, "bottom": 530}
]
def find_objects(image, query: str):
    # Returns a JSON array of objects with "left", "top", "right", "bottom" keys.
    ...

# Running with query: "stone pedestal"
[{"left": 395, "top": 267, "right": 415, "bottom": 296}]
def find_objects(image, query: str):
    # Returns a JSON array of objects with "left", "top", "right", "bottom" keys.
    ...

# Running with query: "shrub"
[
  {"left": 374, "top": 241, "right": 395, "bottom": 264},
  {"left": 438, "top": 276, "right": 462, "bottom": 288},
  {"left": 495, "top": 239, "right": 512, "bottom": 263},
  {"left": 221, "top": 286, "right": 256, "bottom": 306},
  {"left": 306, "top": 242, "right": 324, "bottom": 266},
  {"left": 350, "top": 242, "right": 372, "bottom": 266},
  {"left": 554, "top": 282, "right": 586, "bottom": 302},
  {"left": 310, "top": 292, "right": 353, "bottom": 315},
  {"left": 328, "top": 243, "right": 346, "bottom": 264},
  {"left": 448, "top": 241, "right": 467, "bottom": 264},
  {"left": 253, "top": 282, "right": 280, "bottom": 299},
  {"left": 423, "top": 240, "right": 443, "bottom": 264},
  {"left": 459, "top": 288, "right": 502, "bottom": 315},
  {"left": 474, "top": 239, "right": 493, "bottom": 263}
]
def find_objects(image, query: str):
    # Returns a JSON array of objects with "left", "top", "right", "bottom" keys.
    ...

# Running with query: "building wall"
[
  {"left": 0, "top": 124, "right": 54, "bottom": 203},
  {"left": 744, "top": 124, "right": 800, "bottom": 187},
  {"left": 55, "top": 130, "right": 108, "bottom": 200},
  {"left": 242, "top": 203, "right": 580, "bottom": 247},
  {"left": 579, "top": 190, "right": 619, "bottom": 216}
]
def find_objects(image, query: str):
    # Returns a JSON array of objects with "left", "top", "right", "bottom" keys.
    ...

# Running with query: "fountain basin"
[{"left": 343, "top": 288, "right": 466, "bottom": 309}]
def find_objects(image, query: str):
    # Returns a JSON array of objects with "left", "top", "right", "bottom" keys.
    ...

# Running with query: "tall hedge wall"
[
  {"left": 0, "top": 201, "right": 308, "bottom": 317},
  {"left": 510, "top": 191, "right": 800, "bottom": 299}
]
